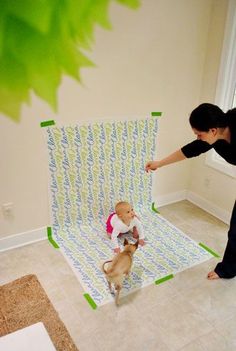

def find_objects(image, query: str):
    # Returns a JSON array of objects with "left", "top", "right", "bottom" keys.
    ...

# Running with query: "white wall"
[
  {"left": 188, "top": 0, "right": 235, "bottom": 220},
  {"left": 0, "top": 0, "right": 229, "bottom": 238}
]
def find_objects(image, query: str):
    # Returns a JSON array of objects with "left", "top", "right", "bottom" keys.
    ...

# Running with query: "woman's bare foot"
[{"left": 207, "top": 271, "right": 220, "bottom": 280}]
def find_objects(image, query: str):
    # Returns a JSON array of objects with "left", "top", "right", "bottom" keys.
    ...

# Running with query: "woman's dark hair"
[
  {"left": 189, "top": 103, "right": 228, "bottom": 131},
  {"left": 226, "top": 107, "right": 236, "bottom": 121}
]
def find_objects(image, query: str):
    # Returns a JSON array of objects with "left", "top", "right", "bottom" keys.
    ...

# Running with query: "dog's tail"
[{"left": 102, "top": 260, "right": 112, "bottom": 274}]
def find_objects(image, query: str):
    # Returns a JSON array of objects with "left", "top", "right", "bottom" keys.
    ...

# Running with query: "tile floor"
[{"left": 1, "top": 200, "right": 236, "bottom": 351}]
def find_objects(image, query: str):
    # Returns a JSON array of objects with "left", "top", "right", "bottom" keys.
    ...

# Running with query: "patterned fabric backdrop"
[
  {"left": 46, "top": 118, "right": 212, "bottom": 306},
  {"left": 47, "top": 119, "right": 157, "bottom": 228}
]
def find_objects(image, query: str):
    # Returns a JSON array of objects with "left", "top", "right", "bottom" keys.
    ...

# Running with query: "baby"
[{"left": 106, "top": 201, "right": 145, "bottom": 253}]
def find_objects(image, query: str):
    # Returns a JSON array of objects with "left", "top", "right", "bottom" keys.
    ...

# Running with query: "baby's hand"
[
  {"left": 138, "top": 239, "right": 145, "bottom": 246},
  {"left": 114, "top": 247, "right": 121, "bottom": 254}
]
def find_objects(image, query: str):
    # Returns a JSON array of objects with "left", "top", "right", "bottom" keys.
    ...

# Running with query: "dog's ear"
[
  {"left": 124, "top": 238, "right": 129, "bottom": 246},
  {"left": 134, "top": 240, "right": 139, "bottom": 249}
]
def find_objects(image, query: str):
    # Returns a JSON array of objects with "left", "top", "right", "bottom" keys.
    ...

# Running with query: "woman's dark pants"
[{"left": 215, "top": 201, "right": 236, "bottom": 278}]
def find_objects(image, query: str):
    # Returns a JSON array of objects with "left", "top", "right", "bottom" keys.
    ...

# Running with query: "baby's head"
[{"left": 115, "top": 201, "right": 135, "bottom": 223}]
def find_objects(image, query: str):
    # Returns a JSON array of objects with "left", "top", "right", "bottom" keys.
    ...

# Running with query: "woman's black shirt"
[{"left": 181, "top": 114, "right": 236, "bottom": 165}]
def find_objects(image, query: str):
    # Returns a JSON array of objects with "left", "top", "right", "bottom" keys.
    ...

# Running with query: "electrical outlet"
[
  {"left": 204, "top": 178, "right": 210, "bottom": 188},
  {"left": 2, "top": 202, "right": 14, "bottom": 218}
]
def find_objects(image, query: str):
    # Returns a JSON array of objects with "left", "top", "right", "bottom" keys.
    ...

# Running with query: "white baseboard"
[
  {"left": 0, "top": 190, "right": 231, "bottom": 253},
  {"left": 186, "top": 191, "right": 231, "bottom": 225},
  {"left": 0, "top": 227, "right": 47, "bottom": 253},
  {"left": 154, "top": 190, "right": 230, "bottom": 225},
  {"left": 154, "top": 190, "right": 187, "bottom": 207}
]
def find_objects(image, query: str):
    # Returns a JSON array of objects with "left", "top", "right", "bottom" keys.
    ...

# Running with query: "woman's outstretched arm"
[{"left": 145, "top": 149, "right": 186, "bottom": 172}]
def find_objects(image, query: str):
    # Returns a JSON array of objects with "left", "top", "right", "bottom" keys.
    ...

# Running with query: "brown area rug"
[{"left": 0, "top": 274, "right": 78, "bottom": 351}]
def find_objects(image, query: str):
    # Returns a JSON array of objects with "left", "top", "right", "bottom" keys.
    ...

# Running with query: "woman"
[{"left": 145, "top": 103, "right": 236, "bottom": 280}]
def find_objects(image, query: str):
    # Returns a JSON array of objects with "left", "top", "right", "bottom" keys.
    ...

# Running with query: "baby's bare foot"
[
  {"left": 132, "top": 227, "right": 139, "bottom": 239},
  {"left": 138, "top": 239, "right": 145, "bottom": 246},
  {"left": 207, "top": 271, "right": 220, "bottom": 280}
]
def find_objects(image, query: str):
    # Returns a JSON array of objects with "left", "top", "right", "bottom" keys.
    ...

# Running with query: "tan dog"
[{"left": 102, "top": 238, "right": 138, "bottom": 305}]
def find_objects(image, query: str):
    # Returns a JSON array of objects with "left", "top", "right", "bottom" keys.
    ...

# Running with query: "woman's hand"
[
  {"left": 145, "top": 160, "right": 161, "bottom": 173},
  {"left": 145, "top": 151, "right": 186, "bottom": 173}
]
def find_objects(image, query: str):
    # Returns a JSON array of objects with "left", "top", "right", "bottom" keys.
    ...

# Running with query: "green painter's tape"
[
  {"left": 152, "top": 202, "right": 160, "bottom": 214},
  {"left": 40, "top": 120, "right": 55, "bottom": 128},
  {"left": 155, "top": 274, "right": 174, "bottom": 285},
  {"left": 47, "top": 227, "right": 59, "bottom": 249},
  {"left": 84, "top": 293, "right": 97, "bottom": 310},
  {"left": 151, "top": 112, "right": 162, "bottom": 117},
  {"left": 199, "top": 243, "right": 220, "bottom": 258}
]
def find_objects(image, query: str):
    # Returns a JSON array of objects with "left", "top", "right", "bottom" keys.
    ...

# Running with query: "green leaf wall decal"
[{"left": 0, "top": 0, "right": 140, "bottom": 122}]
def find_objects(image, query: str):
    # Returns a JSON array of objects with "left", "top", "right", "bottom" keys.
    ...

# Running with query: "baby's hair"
[
  {"left": 189, "top": 103, "right": 229, "bottom": 131},
  {"left": 115, "top": 201, "right": 131, "bottom": 215}
]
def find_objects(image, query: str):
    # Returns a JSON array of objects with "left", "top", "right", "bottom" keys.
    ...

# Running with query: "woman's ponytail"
[{"left": 225, "top": 107, "right": 236, "bottom": 124}]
